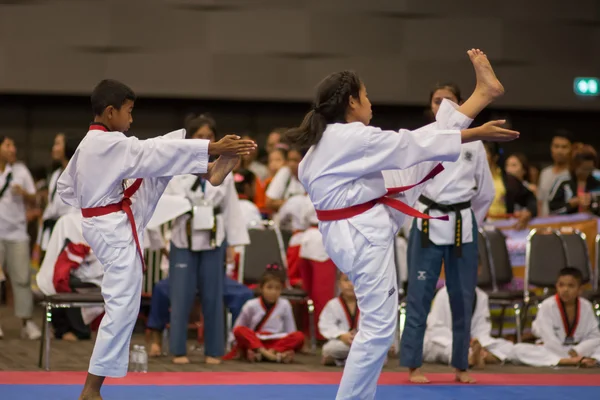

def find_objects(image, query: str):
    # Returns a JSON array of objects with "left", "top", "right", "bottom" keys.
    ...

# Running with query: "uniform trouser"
[
  {"left": 0, "top": 239, "right": 33, "bottom": 319},
  {"left": 510, "top": 342, "right": 600, "bottom": 367},
  {"left": 400, "top": 214, "right": 478, "bottom": 371},
  {"left": 169, "top": 243, "right": 226, "bottom": 358},
  {"left": 147, "top": 276, "right": 253, "bottom": 332},
  {"left": 86, "top": 236, "right": 143, "bottom": 378},
  {"left": 323, "top": 339, "right": 351, "bottom": 365},
  {"left": 335, "top": 232, "right": 397, "bottom": 400},
  {"left": 298, "top": 258, "right": 337, "bottom": 340},
  {"left": 232, "top": 326, "right": 305, "bottom": 353}
]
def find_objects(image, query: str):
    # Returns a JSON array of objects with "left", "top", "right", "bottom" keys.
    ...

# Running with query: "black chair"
[
  {"left": 239, "top": 220, "right": 316, "bottom": 351},
  {"left": 280, "top": 229, "right": 293, "bottom": 252},
  {"left": 38, "top": 291, "right": 104, "bottom": 370},
  {"left": 478, "top": 227, "right": 524, "bottom": 340},
  {"left": 558, "top": 228, "right": 593, "bottom": 285},
  {"left": 586, "top": 235, "right": 600, "bottom": 322}
]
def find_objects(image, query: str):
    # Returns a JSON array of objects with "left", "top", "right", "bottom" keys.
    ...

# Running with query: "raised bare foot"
[
  {"left": 172, "top": 356, "right": 190, "bottom": 365},
  {"left": 62, "top": 332, "right": 78, "bottom": 342},
  {"left": 467, "top": 48, "right": 505, "bottom": 101},
  {"left": 149, "top": 343, "right": 162, "bottom": 357},
  {"left": 455, "top": 369, "right": 477, "bottom": 383},
  {"left": 408, "top": 368, "right": 430, "bottom": 384},
  {"left": 205, "top": 356, "right": 222, "bottom": 365}
]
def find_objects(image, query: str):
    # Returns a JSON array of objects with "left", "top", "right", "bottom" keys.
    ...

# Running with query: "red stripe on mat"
[{"left": 0, "top": 372, "right": 598, "bottom": 386}]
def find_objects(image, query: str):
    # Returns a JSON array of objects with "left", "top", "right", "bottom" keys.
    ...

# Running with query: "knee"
[{"left": 233, "top": 325, "right": 252, "bottom": 338}]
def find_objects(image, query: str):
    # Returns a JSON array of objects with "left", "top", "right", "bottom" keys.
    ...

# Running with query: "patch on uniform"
[
  {"left": 388, "top": 287, "right": 396, "bottom": 298},
  {"left": 335, "top": 319, "right": 342, "bottom": 327},
  {"left": 464, "top": 151, "right": 473, "bottom": 162}
]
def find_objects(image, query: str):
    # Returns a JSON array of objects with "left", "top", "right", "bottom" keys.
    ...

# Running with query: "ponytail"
[
  {"left": 284, "top": 109, "right": 327, "bottom": 151},
  {"left": 285, "top": 70, "right": 362, "bottom": 150}
]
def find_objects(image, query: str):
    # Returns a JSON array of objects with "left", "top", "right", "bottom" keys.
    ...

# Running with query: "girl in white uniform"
[
  {"left": 284, "top": 49, "right": 518, "bottom": 400},
  {"left": 57, "top": 79, "right": 256, "bottom": 400}
]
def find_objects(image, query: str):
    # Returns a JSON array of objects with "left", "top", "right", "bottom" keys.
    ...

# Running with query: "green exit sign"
[{"left": 574, "top": 77, "right": 599, "bottom": 96}]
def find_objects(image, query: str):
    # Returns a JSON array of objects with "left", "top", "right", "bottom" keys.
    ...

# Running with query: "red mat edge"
[{"left": 0, "top": 372, "right": 598, "bottom": 386}]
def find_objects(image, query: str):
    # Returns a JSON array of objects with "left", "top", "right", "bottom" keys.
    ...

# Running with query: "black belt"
[
  {"left": 186, "top": 206, "right": 222, "bottom": 250},
  {"left": 419, "top": 195, "right": 471, "bottom": 257}
]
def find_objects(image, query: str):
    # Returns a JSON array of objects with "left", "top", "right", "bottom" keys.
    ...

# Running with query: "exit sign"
[{"left": 574, "top": 77, "right": 599, "bottom": 96}]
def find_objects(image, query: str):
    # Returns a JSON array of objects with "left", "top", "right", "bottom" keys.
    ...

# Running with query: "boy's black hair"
[
  {"left": 91, "top": 79, "right": 136, "bottom": 116},
  {"left": 558, "top": 267, "right": 583, "bottom": 285},
  {"left": 552, "top": 129, "right": 574, "bottom": 144}
]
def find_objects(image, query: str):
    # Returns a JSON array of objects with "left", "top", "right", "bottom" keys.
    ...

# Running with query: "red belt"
[
  {"left": 315, "top": 163, "right": 449, "bottom": 222},
  {"left": 81, "top": 178, "right": 146, "bottom": 271}
]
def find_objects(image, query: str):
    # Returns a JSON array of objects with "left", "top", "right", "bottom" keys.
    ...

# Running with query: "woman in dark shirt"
[{"left": 549, "top": 143, "right": 600, "bottom": 216}]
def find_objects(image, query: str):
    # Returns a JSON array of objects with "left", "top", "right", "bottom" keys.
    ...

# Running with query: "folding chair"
[
  {"left": 239, "top": 220, "right": 316, "bottom": 352},
  {"left": 558, "top": 228, "right": 593, "bottom": 285},
  {"left": 478, "top": 227, "right": 524, "bottom": 340},
  {"left": 588, "top": 235, "right": 600, "bottom": 323}
]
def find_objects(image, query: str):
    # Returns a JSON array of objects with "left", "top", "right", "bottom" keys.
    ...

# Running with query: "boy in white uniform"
[
  {"left": 510, "top": 267, "right": 600, "bottom": 367},
  {"left": 57, "top": 79, "right": 256, "bottom": 400},
  {"left": 285, "top": 49, "right": 519, "bottom": 400}
]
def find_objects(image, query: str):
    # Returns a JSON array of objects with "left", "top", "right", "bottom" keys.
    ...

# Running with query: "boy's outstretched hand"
[{"left": 209, "top": 135, "right": 256, "bottom": 156}]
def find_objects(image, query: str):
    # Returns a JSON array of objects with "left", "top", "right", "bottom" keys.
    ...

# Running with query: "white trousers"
[
  {"left": 84, "top": 228, "right": 142, "bottom": 378},
  {"left": 335, "top": 231, "right": 397, "bottom": 400},
  {"left": 323, "top": 339, "right": 351, "bottom": 365},
  {"left": 510, "top": 342, "right": 600, "bottom": 367}
]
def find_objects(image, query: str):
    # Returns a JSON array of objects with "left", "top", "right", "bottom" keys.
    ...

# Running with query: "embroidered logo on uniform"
[
  {"left": 417, "top": 271, "right": 426, "bottom": 280},
  {"left": 388, "top": 287, "right": 396, "bottom": 298},
  {"left": 335, "top": 319, "right": 342, "bottom": 327},
  {"left": 464, "top": 151, "right": 473, "bottom": 162},
  {"left": 175, "top": 263, "right": 188, "bottom": 269}
]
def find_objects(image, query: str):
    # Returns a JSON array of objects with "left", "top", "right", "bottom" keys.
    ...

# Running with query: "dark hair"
[
  {"left": 483, "top": 142, "right": 505, "bottom": 169},
  {"left": 0, "top": 136, "right": 6, "bottom": 146},
  {"left": 558, "top": 267, "right": 583, "bottom": 285},
  {"left": 506, "top": 152, "right": 530, "bottom": 182},
  {"left": 285, "top": 70, "right": 362, "bottom": 150},
  {"left": 91, "top": 79, "right": 136, "bottom": 116},
  {"left": 184, "top": 113, "right": 217, "bottom": 139},
  {"left": 260, "top": 263, "right": 286, "bottom": 287},
  {"left": 269, "top": 128, "right": 288, "bottom": 136},
  {"left": 429, "top": 82, "right": 463, "bottom": 105},
  {"left": 553, "top": 129, "right": 574, "bottom": 143},
  {"left": 64, "top": 135, "right": 82, "bottom": 160},
  {"left": 234, "top": 168, "right": 256, "bottom": 195},
  {"left": 570, "top": 143, "right": 597, "bottom": 174}
]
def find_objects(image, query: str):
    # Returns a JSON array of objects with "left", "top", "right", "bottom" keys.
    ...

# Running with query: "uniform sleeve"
[
  {"left": 471, "top": 142, "right": 496, "bottom": 225},
  {"left": 363, "top": 100, "right": 468, "bottom": 174},
  {"left": 318, "top": 300, "right": 347, "bottom": 340},
  {"left": 222, "top": 176, "right": 250, "bottom": 247},
  {"left": 265, "top": 167, "right": 290, "bottom": 200},
  {"left": 233, "top": 302, "right": 253, "bottom": 328},
  {"left": 532, "top": 302, "right": 566, "bottom": 355},
  {"left": 282, "top": 300, "right": 298, "bottom": 333},
  {"left": 573, "top": 300, "right": 600, "bottom": 357},
  {"left": 20, "top": 165, "right": 36, "bottom": 195}
]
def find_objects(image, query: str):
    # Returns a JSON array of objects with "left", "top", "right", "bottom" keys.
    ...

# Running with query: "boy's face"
[
  {"left": 0, "top": 138, "right": 16, "bottom": 164},
  {"left": 339, "top": 274, "right": 355, "bottom": 298},
  {"left": 551, "top": 136, "right": 571, "bottom": 164},
  {"left": 108, "top": 99, "right": 134, "bottom": 132},
  {"left": 556, "top": 274, "right": 581, "bottom": 303}
]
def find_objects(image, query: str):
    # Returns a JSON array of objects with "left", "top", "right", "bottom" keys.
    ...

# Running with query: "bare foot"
[
  {"left": 205, "top": 356, "right": 222, "bottom": 365},
  {"left": 455, "top": 369, "right": 477, "bottom": 384},
  {"left": 469, "top": 339, "right": 483, "bottom": 369},
  {"left": 278, "top": 350, "right": 294, "bottom": 364},
  {"left": 322, "top": 355, "right": 336, "bottom": 366},
  {"left": 79, "top": 392, "right": 102, "bottom": 400},
  {"left": 62, "top": 332, "right": 78, "bottom": 342},
  {"left": 258, "top": 348, "right": 278, "bottom": 362},
  {"left": 149, "top": 343, "right": 162, "bottom": 357},
  {"left": 467, "top": 48, "right": 505, "bottom": 100},
  {"left": 247, "top": 349, "right": 262, "bottom": 363},
  {"left": 172, "top": 356, "right": 190, "bottom": 365},
  {"left": 408, "top": 368, "right": 430, "bottom": 384}
]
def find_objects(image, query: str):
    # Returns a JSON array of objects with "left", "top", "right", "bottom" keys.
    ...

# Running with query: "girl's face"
[
  {"left": 268, "top": 149, "right": 286, "bottom": 176},
  {"left": 192, "top": 125, "right": 215, "bottom": 142},
  {"left": 51, "top": 133, "right": 66, "bottom": 162},
  {"left": 430, "top": 88, "right": 459, "bottom": 117},
  {"left": 261, "top": 278, "right": 283, "bottom": 303},
  {"left": 505, "top": 155, "right": 525, "bottom": 181},
  {"left": 287, "top": 150, "right": 302, "bottom": 179},
  {"left": 347, "top": 84, "right": 372, "bottom": 125}
]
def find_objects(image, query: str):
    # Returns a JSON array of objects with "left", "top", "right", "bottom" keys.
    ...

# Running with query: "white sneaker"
[{"left": 21, "top": 320, "right": 42, "bottom": 340}]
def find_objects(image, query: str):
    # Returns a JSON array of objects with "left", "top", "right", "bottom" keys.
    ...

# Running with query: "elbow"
[{"left": 265, "top": 197, "right": 280, "bottom": 211}]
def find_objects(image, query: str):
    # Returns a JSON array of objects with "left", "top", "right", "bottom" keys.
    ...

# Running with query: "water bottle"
[
  {"left": 130, "top": 345, "right": 139, "bottom": 372},
  {"left": 161, "top": 329, "right": 169, "bottom": 356},
  {"left": 139, "top": 345, "right": 148, "bottom": 373}
]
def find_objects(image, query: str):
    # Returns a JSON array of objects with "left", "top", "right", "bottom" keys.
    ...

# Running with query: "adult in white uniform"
[
  {"left": 510, "top": 268, "right": 600, "bottom": 367},
  {"left": 57, "top": 79, "right": 256, "bottom": 400},
  {"left": 400, "top": 83, "right": 495, "bottom": 384},
  {"left": 38, "top": 133, "right": 80, "bottom": 254},
  {"left": 0, "top": 136, "right": 42, "bottom": 340},
  {"left": 423, "top": 286, "right": 515, "bottom": 368},
  {"left": 285, "top": 50, "right": 518, "bottom": 400},
  {"left": 166, "top": 114, "right": 250, "bottom": 365}
]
